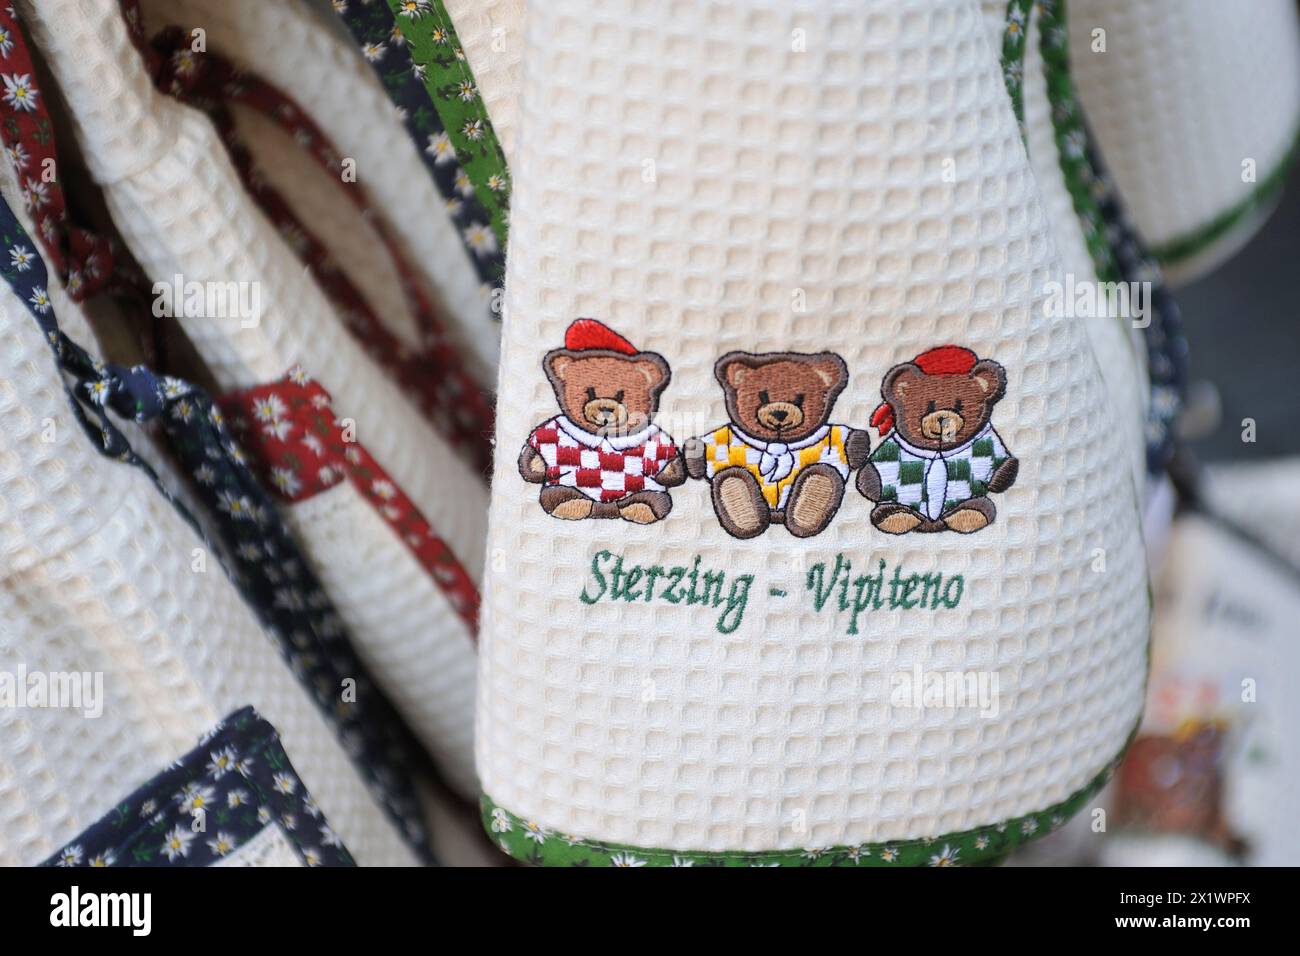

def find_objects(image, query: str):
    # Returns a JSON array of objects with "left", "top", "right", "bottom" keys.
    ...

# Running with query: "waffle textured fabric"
[
  {"left": 17, "top": 0, "right": 490, "bottom": 578},
  {"left": 17, "top": 0, "right": 487, "bottom": 794},
  {"left": 477, "top": 0, "right": 1150, "bottom": 859},
  {"left": 0, "top": 7, "right": 440, "bottom": 856},
  {"left": 136, "top": 0, "right": 497, "bottom": 384},
  {"left": 1068, "top": 0, "right": 1300, "bottom": 279},
  {"left": 1014, "top": 0, "right": 1146, "bottom": 501},
  {"left": 0, "top": 272, "right": 417, "bottom": 866}
]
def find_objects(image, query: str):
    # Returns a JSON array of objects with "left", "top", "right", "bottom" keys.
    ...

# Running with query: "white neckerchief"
[
  {"left": 556, "top": 414, "right": 658, "bottom": 451},
  {"left": 890, "top": 424, "right": 991, "bottom": 520},
  {"left": 730, "top": 424, "right": 830, "bottom": 483}
]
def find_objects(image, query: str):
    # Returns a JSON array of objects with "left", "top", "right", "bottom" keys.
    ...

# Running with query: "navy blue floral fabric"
[
  {"left": 1085, "top": 134, "right": 1189, "bottom": 476},
  {"left": 0, "top": 191, "right": 435, "bottom": 864},
  {"left": 42, "top": 707, "right": 355, "bottom": 867},
  {"left": 331, "top": 0, "right": 506, "bottom": 301}
]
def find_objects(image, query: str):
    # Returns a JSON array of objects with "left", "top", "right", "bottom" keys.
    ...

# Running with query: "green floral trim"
[
  {"left": 1038, "top": 0, "right": 1121, "bottom": 283},
  {"left": 1147, "top": 123, "right": 1300, "bottom": 265},
  {"left": 1004, "top": 0, "right": 1298, "bottom": 269},
  {"left": 386, "top": 0, "right": 511, "bottom": 251},
  {"left": 1001, "top": 0, "right": 1116, "bottom": 281},
  {"left": 481, "top": 730, "right": 1134, "bottom": 866}
]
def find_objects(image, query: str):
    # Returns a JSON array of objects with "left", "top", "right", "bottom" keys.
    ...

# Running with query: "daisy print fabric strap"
[
  {"left": 95, "top": 363, "right": 440, "bottom": 863},
  {"left": 133, "top": 21, "right": 495, "bottom": 470},
  {"left": 381, "top": 0, "right": 511, "bottom": 252},
  {"left": 0, "top": 5, "right": 117, "bottom": 299},
  {"left": 328, "top": 0, "right": 506, "bottom": 294},
  {"left": 44, "top": 707, "right": 355, "bottom": 867},
  {"left": 218, "top": 368, "right": 482, "bottom": 634}
]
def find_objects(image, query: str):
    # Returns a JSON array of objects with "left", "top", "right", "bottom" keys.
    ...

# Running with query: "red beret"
[
  {"left": 871, "top": 346, "right": 980, "bottom": 434},
  {"left": 913, "top": 345, "right": 977, "bottom": 376},
  {"left": 564, "top": 318, "right": 638, "bottom": 355}
]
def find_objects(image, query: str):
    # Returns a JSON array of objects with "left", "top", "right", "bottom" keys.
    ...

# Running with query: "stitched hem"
[{"left": 480, "top": 725, "right": 1138, "bottom": 867}]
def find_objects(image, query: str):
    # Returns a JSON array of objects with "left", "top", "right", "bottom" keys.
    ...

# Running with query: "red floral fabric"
[
  {"left": 0, "top": 9, "right": 120, "bottom": 300},
  {"left": 218, "top": 367, "right": 481, "bottom": 634}
]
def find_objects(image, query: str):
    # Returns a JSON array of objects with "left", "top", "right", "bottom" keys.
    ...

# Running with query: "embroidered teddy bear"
[
  {"left": 684, "top": 351, "right": 870, "bottom": 539},
  {"left": 856, "top": 345, "right": 1018, "bottom": 534},
  {"left": 519, "top": 319, "right": 685, "bottom": 524}
]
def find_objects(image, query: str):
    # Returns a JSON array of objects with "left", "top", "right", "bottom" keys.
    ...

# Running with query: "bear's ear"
[
  {"left": 543, "top": 349, "right": 575, "bottom": 391},
  {"left": 714, "top": 351, "right": 761, "bottom": 390},
  {"left": 969, "top": 359, "right": 1007, "bottom": 401},
  {"left": 882, "top": 362, "right": 924, "bottom": 403},
  {"left": 808, "top": 353, "right": 848, "bottom": 392},
  {"left": 630, "top": 351, "right": 671, "bottom": 395}
]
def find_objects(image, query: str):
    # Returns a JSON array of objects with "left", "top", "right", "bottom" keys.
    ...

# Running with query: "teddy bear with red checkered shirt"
[{"left": 518, "top": 319, "right": 686, "bottom": 524}]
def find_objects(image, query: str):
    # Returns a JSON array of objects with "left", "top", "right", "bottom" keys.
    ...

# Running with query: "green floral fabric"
[
  {"left": 385, "top": 0, "right": 511, "bottom": 253},
  {"left": 1037, "top": 0, "right": 1121, "bottom": 282}
]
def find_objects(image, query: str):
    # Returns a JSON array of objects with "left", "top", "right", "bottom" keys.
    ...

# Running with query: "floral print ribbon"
[
  {"left": 218, "top": 367, "right": 482, "bottom": 634},
  {"left": 44, "top": 707, "right": 356, "bottom": 867},
  {"left": 0, "top": 7, "right": 436, "bottom": 863},
  {"left": 127, "top": 16, "right": 495, "bottom": 473},
  {"left": 333, "top": 0, "right": 509, "bottom": 287}
]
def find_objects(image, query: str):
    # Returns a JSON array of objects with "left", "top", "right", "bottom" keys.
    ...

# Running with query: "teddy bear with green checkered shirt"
[{"left": 856, "top": 345, "right": 1018, "bottom": 535}]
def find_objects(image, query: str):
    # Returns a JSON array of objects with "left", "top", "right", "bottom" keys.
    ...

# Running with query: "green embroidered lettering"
[
  {"left": 899, "top": 574, "right": 921, "bottom": 609},
  {"left": 580, "top": 550, "right": 612, "bottom": 604},
  {"left": 622, "top": 566, "right": 643, "bottom": 602},
  {"left": 920, "top": 573, "right": 942, "bottom": 609},
  {"left": 609, "top": 553, "right": 628, "bottom": 600},
  {"left": 643, "top": 565, "right": 665, "bottom": 602},
  {"left": 702, "top": 570, "right": 726, "bottom": 607},
  {"left": 888, "top": 564, "right": 907, "bottom": 608},
  {"left": 717, "top": 575, "right": 753, "bottom": 634},
  {"left": 838, "top": 555, "right": 853, "bottom": 611},
  {"left": 847, "top": 574, "right": 879, "bottom": 635},
  {"left": 942, "top": 575, "right": 964, "bottom": 608},
  {"left": 686, "top": 555, "right": 705, "bottom": 606},
  {"left": 871, "top": 559, "right": 886, "bottom": 609},
  {"left": 806, "top": 553, "right": 845, "bottom": 611},
  {"left": 663, "top": 566, "right": 687, "bottom": 604}
]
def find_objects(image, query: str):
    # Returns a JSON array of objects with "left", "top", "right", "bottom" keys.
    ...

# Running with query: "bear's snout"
[
  {"left": 921, "top": 409, "right": 964, "bottom": 443},
  {"left": 757, "top": 401, "right": 804, "bottom": 433},
  {"left": 583, "top": 397, "right": 629, "bottom": 429}
]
